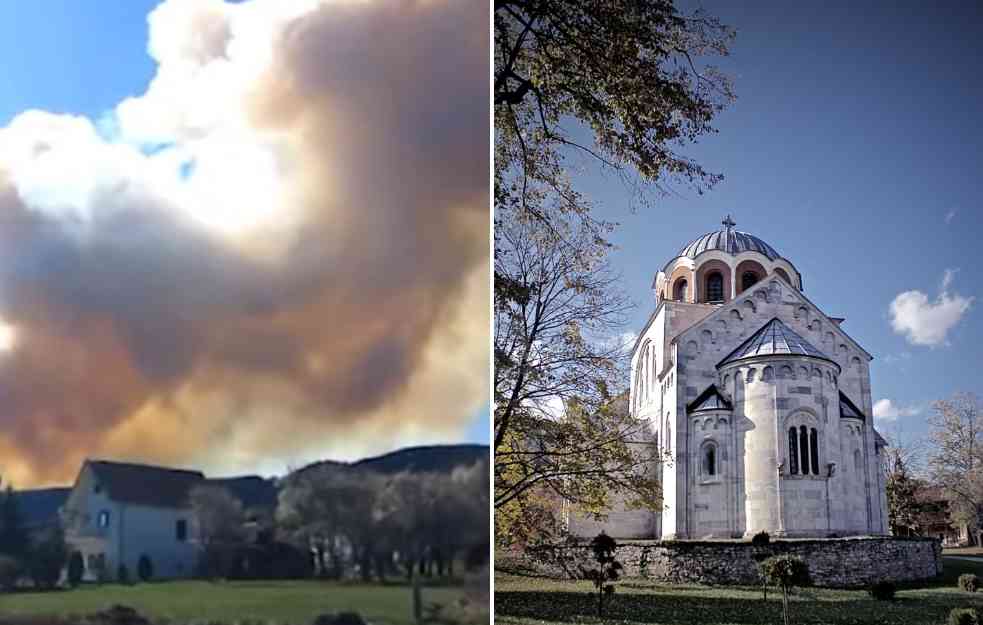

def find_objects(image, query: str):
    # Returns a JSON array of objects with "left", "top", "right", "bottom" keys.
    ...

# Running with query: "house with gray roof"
[{"left": 60, "top": 459, "right": 277, "bottom": 581}]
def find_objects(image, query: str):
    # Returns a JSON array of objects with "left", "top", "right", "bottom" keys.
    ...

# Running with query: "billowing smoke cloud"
[{"left": 0, "top": 0, "right": 489, "bottom": 486}]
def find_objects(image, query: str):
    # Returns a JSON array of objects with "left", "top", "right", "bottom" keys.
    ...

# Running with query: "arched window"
[
  {"left": 702, "top": 442, "right": 718, "bottom": 477},
  {"left": 809, "top": 429, "right": 819, "bottom": 475},
  {"left": 673, "top": 278, "right": 688, "bottom": 301},
  {"left": 665, "top": 416, "right": 672, "bottom": 454},
  {"left": 788, "top": 422, "right": 821, "bottom": 476},
  {"left": 799, "top": 426, "right": 809, "bottom": 475},
  {"left": 854, "top": 449, "right": 862, "bottom": 474},
  {"left": 706, "top": 272, "right": 724, "bottom": 302},
  {"left": 742, "top": 271, "right": 759, "bottom": 291},
  {"left": 788, "top": 428, "right": 799, "bottom": 475}
]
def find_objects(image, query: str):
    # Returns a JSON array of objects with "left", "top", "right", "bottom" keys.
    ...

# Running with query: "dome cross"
[{"left": 722, "top": 215, "right": 736, "bottom": 230}]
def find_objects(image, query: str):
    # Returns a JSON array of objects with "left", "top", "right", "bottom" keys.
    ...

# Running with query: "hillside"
[
  {"left": 13, "top": 444, "right": 489, "bottom": 526},
  {"left": 298, "top": 443, "right": 488, "bottom": 476}
]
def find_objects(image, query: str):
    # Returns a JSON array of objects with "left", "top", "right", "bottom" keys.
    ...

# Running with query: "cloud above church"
[
  {"left": 0, "top": 0, "right": 489, "bottom": 486},
  {"left": 888, "top": 269, "right": 973, "bottom": 347},
  {"left": 872, "top": 398, "right": 921, "bottom": 424}
]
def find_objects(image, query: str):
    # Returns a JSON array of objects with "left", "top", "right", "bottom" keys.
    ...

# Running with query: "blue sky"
[
  {"left": 579, "top": 1, "right": 982, "bottom": 444},
  {"left": 0, "top": 1, "right": 489, "bottom": 486}
]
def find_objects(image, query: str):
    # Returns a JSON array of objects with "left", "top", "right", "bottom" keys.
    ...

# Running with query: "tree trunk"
[
  {"left": 782, "top": 585, "right": 790, "bottom": 625},
  {"left": 412, "top": 572, "right": 423, "bottom": 625}
]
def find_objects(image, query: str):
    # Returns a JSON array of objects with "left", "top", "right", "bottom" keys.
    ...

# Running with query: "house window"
[
  {"left": 742, "top": 271, "right": 759, "bottom": 291},
  {"left": 176, "top": 519, "right": 188, "bottom": 541},
  {"left": 97, "top": 510, "right": 110, "bottom": 528},
  {"left": 788, "top": 425, "right": 820, "bottom": 476},
  {"left": 702, "top": 443, "right": 718, "bottom": 477},
  {"left": 706, "top": 272, "right": 724, "bottom": 302}
]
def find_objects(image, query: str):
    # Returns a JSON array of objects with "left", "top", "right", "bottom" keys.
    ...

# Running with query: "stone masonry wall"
[{"left": 529, "top": 537, "right": 942, "bottom": 589}]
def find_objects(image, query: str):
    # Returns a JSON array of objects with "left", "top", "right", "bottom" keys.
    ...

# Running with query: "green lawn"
[
  {"left": 494, "top": 556, "right": 983, "bottom": 625},
  {"left": 0, "top": 580, "right": 479, "bottom": 625}
]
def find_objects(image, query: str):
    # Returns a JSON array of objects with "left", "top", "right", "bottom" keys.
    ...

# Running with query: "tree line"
[
  {"left": 193, "top": 460, "right": 490, "bottom": 581},
  {"left": 886, "top": 392, "right": 983, "bottom": 545},
  {"left": 0, "top": 460, "right": 488, "bottom": 587}
]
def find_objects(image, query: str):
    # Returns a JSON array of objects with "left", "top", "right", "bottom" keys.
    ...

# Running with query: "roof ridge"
[{"left": 88, "top": 458, "right": 204, "bottom": 475}]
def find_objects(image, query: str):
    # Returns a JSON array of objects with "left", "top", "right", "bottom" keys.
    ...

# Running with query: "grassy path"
[
  {"left": 0, "top": 580, "right": 471, "bottom": 625},
  {"left": 494, "top": 557, "right": 983, "bottom": 625}
]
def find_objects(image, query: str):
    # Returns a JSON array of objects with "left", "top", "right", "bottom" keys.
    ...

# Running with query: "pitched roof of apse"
[
  {"left": 839, "top": 391, "right": 866, "bottom": 422},
  {"left": 718, "top": 317, "right": 833, "bottom": 367},
  {"left": 687, "top": 385, "right": 733, "bottom": 414}
]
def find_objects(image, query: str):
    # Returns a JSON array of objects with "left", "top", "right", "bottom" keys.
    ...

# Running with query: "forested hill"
[{"left": 298, "top": 443, "right": 488, "bottom": 476}]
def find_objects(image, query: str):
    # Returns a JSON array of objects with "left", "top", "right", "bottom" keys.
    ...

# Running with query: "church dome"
[
  {"left": 678, "top": 228, "right": 781, "bottom": 262},
  {"left": 654, "top": 216, "right": 802, "bottom": 305}
]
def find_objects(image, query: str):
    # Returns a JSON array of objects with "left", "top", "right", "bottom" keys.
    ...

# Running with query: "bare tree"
[
  {"left": 495, "top": 216, "right": 661, "bottom": 542},
  {"left": 188, "top": 485, "right": 246, "bottom": 578},
  {"left": 927, "top": 393, "right": 983, "bottom": 544}
]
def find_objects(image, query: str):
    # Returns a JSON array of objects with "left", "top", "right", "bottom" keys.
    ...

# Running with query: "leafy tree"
[
  {"left": 494, "top": 217, "right": 663, "bottom": 532},
  {"left": 0, "top": 484, "right": 29, "bottom": 560},
  {"left": 495, "top": 0, "right": 735, "bottom": 233},
  {"left": 138, "top": 554, "right": 154, "bottom": 582},
  {"left": 67, "top": 551, "right": 85, "bottom": 587},
  {"left": 579, "top": 532, "right": 622, "bottom": 617},
  {"left": 189, "top": 485, "right": 247, "bottom": 578},
  {"left": 885, "top": 447, "right": 922, "bottom": 536},
  {"left": 117, "top": 563, "right": 130, "bottom": 585},
  {"left": 760, "top": 555, "right": 811, "bottom": 625},
  {"left": 493, "top": 0, "right": 731, "bottom": 543},
  {"left": 0, "top": 554, "right": 20, "bottom": 590},
  {"left": 29, "top": 524, "right": 68, "bottom": 589},
  {"left": 927, "top": 393, "right": 983, "bottom": 544}
]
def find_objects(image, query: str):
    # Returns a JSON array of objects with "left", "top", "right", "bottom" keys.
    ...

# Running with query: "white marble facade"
[{"left": 570, "top": 219, "right": 889, "bottom": 539}]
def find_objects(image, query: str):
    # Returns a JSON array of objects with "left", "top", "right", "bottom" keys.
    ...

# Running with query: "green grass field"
[
  {"left": 0, "top": 580, "right": 481, "bottom": 625},
  {"left": 494, "top": 556, "right": 983, "bottom": 625}
]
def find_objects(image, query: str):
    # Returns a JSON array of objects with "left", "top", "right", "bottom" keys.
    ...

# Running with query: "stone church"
[{"left": 571, "top": 217, "right": 889, "bottom": 540}]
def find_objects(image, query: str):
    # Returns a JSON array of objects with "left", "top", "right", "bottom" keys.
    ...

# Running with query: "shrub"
[
  {"left": 312, "top": 613, "right": 368, "bottom": 625},
  {"left": 751, "top": 531, "right": 771, "bottom": 546},
  {"left": 0, "top": 554, "right": 21, "bottom": 590},
  {"left": 950, "top": 607, "right": 981, "bottom": 625},
  {"left": 68, "top": 551, "right": 85, "bottom": 587},
  {"left": 137, "top": 554, "right": 153, "bottom": 582},
  {"left": 868, "top": 580, "right": 896, "bottom": 601},
  {"left": 760, "top": 555, "right": 810, "bottom": 625},
  {"left": 29, "top": 525, "right": 68, "bottom": 589},
  {"left": 579, "top": 532, "right": 622, "bottom": 618},
  {"left": 960, "top": 573, "right": 981, "bottom": 592},
  {"left": 117, "top": 563, "right": 131, "bottom": 585}
]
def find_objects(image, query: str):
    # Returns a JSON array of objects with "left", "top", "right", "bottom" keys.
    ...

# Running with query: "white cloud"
[
  {"left": 945, "top": 209, "right": 958, "bottom": 224},
  {"left": 872, "top": 398, "right": 921, "bottom": 423},
  {"left": 889, "top": 269, "right": 973, "bottom": 346},
  {"left": 942, "top": 268, "right": 958, "bottom": 290},
  {"left": 882, "top": 352, "right": 911, "bottom": 365}
]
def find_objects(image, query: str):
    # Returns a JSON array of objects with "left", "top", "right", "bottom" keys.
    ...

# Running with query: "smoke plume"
[{"left": 0, "top": 0, "right": 489, "bottom": 486}]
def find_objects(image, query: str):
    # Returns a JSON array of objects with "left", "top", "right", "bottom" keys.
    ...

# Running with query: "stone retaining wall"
[{"left": 527, "top": 536, "right": 942, "bottom": 588}]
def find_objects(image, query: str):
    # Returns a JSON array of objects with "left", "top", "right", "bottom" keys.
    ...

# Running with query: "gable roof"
[
  {"left": 87, "top": 460, "right": 205, "bottom": 508},
  {"left": 718, "top": 317, "right": 834, "bottom": 368},
  {"left": 205, "top": 476, "right": 278, "bottom": 509},
  {"left": 687, "top": 384, "right": 733, "bottom": 414},
  {"left": 839, "top": 391, "right": 866, "bottom": 421},
  {"left": 672, "top": 278, "right": 873, "bottom": 362}
]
